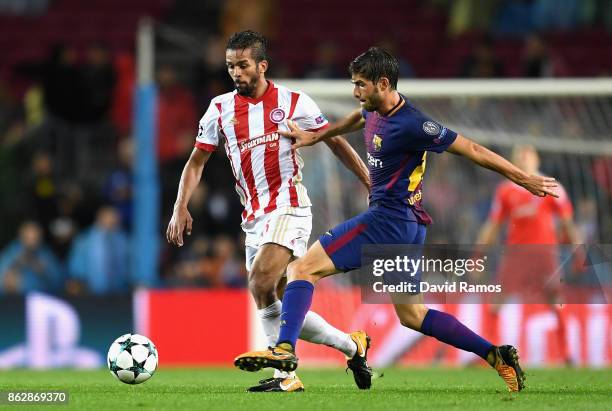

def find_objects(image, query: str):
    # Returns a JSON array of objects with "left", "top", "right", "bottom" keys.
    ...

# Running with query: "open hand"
[
  {"left": 278, "top": 120, "right": 319, "bottom": 149},
  {"left": 166, "top": 207, "right": 193, "bottom": 247},
  {"left": 520, "top": 175, "right": 559, "bottom": 198}
]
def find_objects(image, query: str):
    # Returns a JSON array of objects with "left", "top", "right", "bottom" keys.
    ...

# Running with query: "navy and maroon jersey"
[{"left": 363, "top": 95, "right": 458, "bottom": 224}]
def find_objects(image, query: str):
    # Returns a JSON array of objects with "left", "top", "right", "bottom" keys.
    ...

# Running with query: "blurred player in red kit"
[{"left": 478, "top": 144, "right": 581, "bottom": 364}]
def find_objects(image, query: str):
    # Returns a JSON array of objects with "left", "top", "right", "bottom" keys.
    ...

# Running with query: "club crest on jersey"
[
  {"left": 269, "top": 108, "right": 286, "bottom": 123},
  {"left": 240, "top": 132, "right": 281, "bottom": 152},
  {"left": 229, "top": 117, "right": 240, "bottom": 126},
  {"left": 422, "top": 121, "right": 440, "bottom": 136},
  {"left": 372, "top": 134, "right": 383, "bottom": 151}
]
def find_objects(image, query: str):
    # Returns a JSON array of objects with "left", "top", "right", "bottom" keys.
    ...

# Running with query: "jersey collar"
[{"left": 376, "top": 94, "right": 405, "bottom": 118}]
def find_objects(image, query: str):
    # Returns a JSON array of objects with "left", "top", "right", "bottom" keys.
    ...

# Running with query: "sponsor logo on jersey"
[
  {"left": 422, "top": 121, "right": 440, "bottom": 136},
  {"left": 269, "top": 108, "right": 286, "bottom": 123},
  {"left": 372, "top": 134, "right": 383, "bottom": 151},
  {"left": 407, "top": 189, "right": 423, "bottom": 205},
  {"left": 367, "top": 152, "right": 383, "bottom": 168},
  {"left": 315, "top": 114, "right": 327, "bottom": 124},
  {"left": 240, "top": 132, "right": 281, "bottom": 152}
]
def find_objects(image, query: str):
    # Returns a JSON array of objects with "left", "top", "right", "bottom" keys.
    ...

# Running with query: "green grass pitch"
[{"left": 0, "top": 368, "right": 610, "bottom": 411}]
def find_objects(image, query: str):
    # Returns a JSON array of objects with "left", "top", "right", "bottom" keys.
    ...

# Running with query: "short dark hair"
[
  {"left": 349, "top": 47, "right": 399, "bottom": 89},
  {"left": 226, "top": 30, "right": 268, "bottom": 63}
]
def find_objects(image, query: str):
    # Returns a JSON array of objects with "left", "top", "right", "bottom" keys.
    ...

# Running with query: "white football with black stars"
[{"left": 107, "top": 333, "right": 158, "bottom": 384}]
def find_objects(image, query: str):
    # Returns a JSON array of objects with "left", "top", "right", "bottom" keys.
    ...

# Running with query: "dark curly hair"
[
  {"left": 226, "top": 30, "right": 268, "bottom": 63},
  {"left": 349, "top": 47, "right": 399, "bottom": 89}
]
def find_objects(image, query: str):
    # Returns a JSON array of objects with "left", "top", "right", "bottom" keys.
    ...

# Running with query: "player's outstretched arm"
[
  {"left": 447, "top": 135, "right": 559, "bottom": 198},
  {"left": 166, "top": 148, "right": 212, "bottom": 247},
  {"left": 279, "top": 109, "right": 365, "bottom": 149},
  {"left": 324, "top": 136, "right": 371, "bottom": 192}
]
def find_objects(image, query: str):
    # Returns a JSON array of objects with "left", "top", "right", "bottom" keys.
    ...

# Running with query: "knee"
[
  {"left": 285, "top": 260, "right": 302, "bottom": 282},
  {"left": 248, "top": 269, "right": 275, "bottom": 300},
  {"left": 286, "top": 259, "right": 317, "bottom": 283},
  {"left": 399, "top": 305, "right": 429, "bottom": 330}
]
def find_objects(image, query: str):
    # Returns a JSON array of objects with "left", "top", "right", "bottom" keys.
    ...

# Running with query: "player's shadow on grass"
[
  {"left": 523, "top": 387, "right": 612, "bottom": 395},
  {"left": 376, "top": 387, "right": 501, "bottom": 394},
  {"left": 378, "top": 387, "right": 611, "bottom": 395}
]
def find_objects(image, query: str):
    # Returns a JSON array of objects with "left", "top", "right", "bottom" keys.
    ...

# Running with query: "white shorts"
[{"left": 243, "top": 206, "right": 312, "bottom": 272}]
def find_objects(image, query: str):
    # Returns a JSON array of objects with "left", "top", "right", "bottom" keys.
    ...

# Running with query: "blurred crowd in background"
[{"left": 1, "top": 0, "right": 611, "bottom": 295}]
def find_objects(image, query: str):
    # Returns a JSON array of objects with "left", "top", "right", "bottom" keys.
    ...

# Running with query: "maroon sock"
[{"left": 420, "top": 309, "right": 494, "bottom": 360}]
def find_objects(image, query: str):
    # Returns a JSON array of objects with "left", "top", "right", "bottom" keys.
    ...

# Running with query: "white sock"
[
  {"left": 258, "top": 300, "right": 282, "bottom": 348},
  {"left": 301, "top": 311, "right": 357, "bottom": 358},
  {"left": 273, "top": 369, "right": 296, "bottom": 378},
  {"left": 258, "top": 300, "right": 295, "bottom": 379}
]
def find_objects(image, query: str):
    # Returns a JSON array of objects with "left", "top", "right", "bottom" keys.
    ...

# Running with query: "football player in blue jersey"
[{"left": 234, "top": 47, "right": 559, "bottom": 392}]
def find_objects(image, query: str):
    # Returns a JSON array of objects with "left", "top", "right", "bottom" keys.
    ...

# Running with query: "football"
[{"left": 107, "top": 333, "right": 158, "bottom": 384}]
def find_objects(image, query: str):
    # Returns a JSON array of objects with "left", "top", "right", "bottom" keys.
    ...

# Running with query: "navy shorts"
[{"left": 318, "top": 205, "right": 427, "bottom": 272}]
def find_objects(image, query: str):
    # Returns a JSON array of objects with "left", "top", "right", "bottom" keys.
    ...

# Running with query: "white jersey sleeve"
[
  {"left": 195, "top": 101, "right": 221, "bottom": 151},
  {"left": 291, "top": 92, "right": 329, "bottom": 131}
]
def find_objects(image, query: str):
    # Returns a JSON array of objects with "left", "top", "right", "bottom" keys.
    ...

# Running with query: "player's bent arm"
[
  {"left": 476, "top": 219, "right": 501, "bottom": 245},
  {"left": 167, "top": 148, "right": 212, "bottom": 246},
  {"left": 316, "top": 109, "right": 365, "bottom": 141},
  {"left": 447, "top": 135, "right": 558, "bottom": 198},
  {"left": 561, "top": 216, "right": 586, "bottom": 273},
  {"left": 173, "top": 148, "right": 212, "bottom": 210},
  {"left": 324, "top": 136, "right": 371, "bottom": 191},
  {"left": 560, "top": 216, "right": 582, "bottom": 244},
  {"left": 280, "top": 109, "right": 365, "bottom": 148}
]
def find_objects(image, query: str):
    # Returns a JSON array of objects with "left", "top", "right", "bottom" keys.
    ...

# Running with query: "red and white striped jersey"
[{"left": 195, "top": 81, "right": 329, "bottom": 223}]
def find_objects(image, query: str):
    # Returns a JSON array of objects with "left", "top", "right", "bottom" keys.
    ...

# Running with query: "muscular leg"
[
  {"left": 249, "top": 244, "right": 295, "bottom": 379},
  {"left": 391, "top": 293, "right": 429, "bottom": 330},
  {"left": 275, "top": 276, "right": 287, "bottom": 299},
  {"left": 274, "top": 230, "right": 495, "bottom": 363},
  {"left": 237, "top": 241, "right": 371, "bottom": 390},
  {"left": 249, "top": 243, "right": 292, "bottom": 309},
  {"left": 286, "top": 241, "right": 340, "bottom": 283},
  {"left": 391, "top": 293, "right": 495, "bottom": 365},
  {"left": 252, "top": 243, "right": 355, "bottom": 358},
  {"left": 277, "top": 241, "right": 340, "bottom": 349}
]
